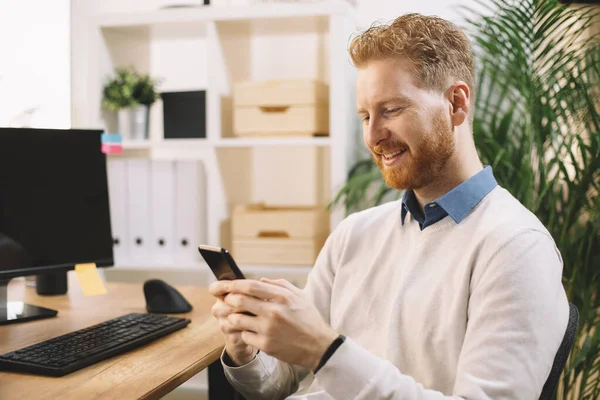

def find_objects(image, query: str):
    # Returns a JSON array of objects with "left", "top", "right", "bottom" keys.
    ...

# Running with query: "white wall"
[
  {"left": 357, "top": 0, "right": 469, "bottom": 27},
  {"left": 357, "top": 0, "right": 494, "bottom": 43},
  {"left": 0, "top": 0, "right": 71, "bottom": 129}
]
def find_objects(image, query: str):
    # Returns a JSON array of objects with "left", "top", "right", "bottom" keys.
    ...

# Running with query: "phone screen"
[
  {"left": 198, "top": 246, "right": 245, "bottom": 281},
  {"left": 199, "top": 245, "right": 255, "bottom": 315}
]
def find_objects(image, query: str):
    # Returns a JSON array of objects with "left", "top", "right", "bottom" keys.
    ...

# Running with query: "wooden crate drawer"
[
  {"left": 231, "top": 204, "right": 329, "bottom": 265},
  {"left": 233, "top": 79, "right": 328, "bottom": 107},
  {"left": 233, "top": 79, "right": 329, "bottom": 137},
  {"left": 234, "top": 104, "right": 328, "bottom": 137},
  {"left": 231, "top": 205, "right": 329, "bottom": 238},
  {"left": 232, "top": 237, "right": 326, "bottom": 266}
]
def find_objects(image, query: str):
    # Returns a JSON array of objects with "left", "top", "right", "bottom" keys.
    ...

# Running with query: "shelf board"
[
  {"left": 215, "top": 137, "right": 331, "bottom": 147},
  {"left": 97, "top": 1, "right": 356, "bottom": 29},
  {"left": 122, "top": 140, "right": 153, "bottom": 149},
  {"left": 157, "top": 138, "right": 212, "bottom": 149},
  {"left": 119, "top": 138, "right": 330, "bottom": 150}
]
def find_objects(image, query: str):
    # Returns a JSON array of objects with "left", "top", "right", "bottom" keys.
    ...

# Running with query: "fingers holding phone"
[
  {"left": 201, "top": 245, "right": 258, "bottom": 366},
  {"left": 208, "top": 280, "right": 232, "bottom": 298},
  {"left": 211, "top": 297, "right": 245, "bottom": 333},
  {"left": 210, "top": 291, "right": 258, "bottom": 365}
]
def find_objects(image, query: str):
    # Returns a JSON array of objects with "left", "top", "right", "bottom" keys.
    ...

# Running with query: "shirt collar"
[
  {"left": 400, "top": 190, "right": 420, "bottom": 226},
  {"left": 400, "top": 166, "right": 498, "bottom": 226}
]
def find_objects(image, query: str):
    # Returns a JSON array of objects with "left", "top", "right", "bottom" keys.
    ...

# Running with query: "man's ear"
[{"left": 447, "top": 82, "right": 470, "bottom": 127}]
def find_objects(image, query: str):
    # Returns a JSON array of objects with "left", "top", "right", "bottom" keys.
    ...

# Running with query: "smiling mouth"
[{"left": 380, "top": 148, "right": 407, "bottom": 159}]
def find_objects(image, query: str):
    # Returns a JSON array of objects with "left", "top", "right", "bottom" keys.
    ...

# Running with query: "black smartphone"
[
  {"left": 198, "top": 245, "right": 246, "bottom": 281},
  {"left": 199, "top": 245, "right": 255, "bottom": 316}
]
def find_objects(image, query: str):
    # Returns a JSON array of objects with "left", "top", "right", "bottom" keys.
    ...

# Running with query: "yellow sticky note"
[{"left": 75, "top": 263, "right": 107, "bottom": 296}]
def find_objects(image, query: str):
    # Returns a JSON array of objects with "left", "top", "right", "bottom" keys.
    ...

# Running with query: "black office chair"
[{"left": 539, "top": 302, "right": 579, "bottom": 400}]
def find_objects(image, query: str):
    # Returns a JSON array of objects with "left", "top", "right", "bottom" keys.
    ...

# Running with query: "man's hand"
[
  {"left": 209, "top": 285, "right": 258, "bottom": 366},
  {"left": 210, "top": 278, "right": 338, "bottom": 372}
]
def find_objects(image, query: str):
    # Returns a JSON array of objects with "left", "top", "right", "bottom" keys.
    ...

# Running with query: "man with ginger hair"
[{"left": 208, "top": 13, "right": 569, "bottom": 399}]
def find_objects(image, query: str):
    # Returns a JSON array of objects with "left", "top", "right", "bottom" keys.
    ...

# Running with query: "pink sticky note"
[{"left": 101, "top": 143, "right": 123, "bottom": 154}]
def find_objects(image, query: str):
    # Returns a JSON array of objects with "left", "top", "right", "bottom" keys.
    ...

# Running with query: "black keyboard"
[{"left": 0, "top": 313, "right": 190, "bottom": 377}]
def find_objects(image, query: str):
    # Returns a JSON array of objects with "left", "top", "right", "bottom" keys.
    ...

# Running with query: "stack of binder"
[{"left": 106, "top": 159, "right": 207, "bottom": 267}]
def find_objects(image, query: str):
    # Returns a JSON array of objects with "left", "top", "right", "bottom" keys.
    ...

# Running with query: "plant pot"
[{"left": 117, "top": 105, "right": 149, "bottom": 141}]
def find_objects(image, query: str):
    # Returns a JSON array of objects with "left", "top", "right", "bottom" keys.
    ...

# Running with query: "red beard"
[{"left": 372, "top": 112, "right": 455, "bottom": 191}]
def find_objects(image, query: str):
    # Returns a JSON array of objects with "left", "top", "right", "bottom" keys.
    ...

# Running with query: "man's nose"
[{"left": 366, "top": 116, "right": 391, "bottom": 148}]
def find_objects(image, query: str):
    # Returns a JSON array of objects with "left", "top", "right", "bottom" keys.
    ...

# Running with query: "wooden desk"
[{"left": 0, "top": 272, "right": 226, "bottom": 400}]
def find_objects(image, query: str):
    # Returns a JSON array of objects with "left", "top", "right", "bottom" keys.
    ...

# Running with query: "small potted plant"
[{"left": 102, "top": 67, "right": 160, "bottom": 140}]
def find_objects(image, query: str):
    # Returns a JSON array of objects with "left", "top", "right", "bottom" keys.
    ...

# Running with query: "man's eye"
[
  {"left": 385, "top": 107, "right": 401, "bottom": 114},
  {"left": 361, "top": 115, "right": 370, "bottom": 122}
]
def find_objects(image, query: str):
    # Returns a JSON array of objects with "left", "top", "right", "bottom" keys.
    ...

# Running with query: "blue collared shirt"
[{"left": 401, "top": 166, "right": 498, "bottom": 230}]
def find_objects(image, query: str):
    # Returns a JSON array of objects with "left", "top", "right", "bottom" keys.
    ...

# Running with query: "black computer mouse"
[{"left": 143, "top": 279, "right": 193, "bottom": 314}]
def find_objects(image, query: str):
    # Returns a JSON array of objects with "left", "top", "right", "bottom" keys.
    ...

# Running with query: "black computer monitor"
[{"left": 0, "top": 127, "right": 114, "bottom": 325}]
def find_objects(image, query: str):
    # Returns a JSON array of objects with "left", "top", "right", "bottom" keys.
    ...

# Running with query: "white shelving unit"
[
  {"left": 71, "top": 0, "right": 362, "bottom": 277},
  {"left": 95, "top": 1, "right": 357, "bottom": 27},
  {"left": 121, "top": 140, "right": 154, "bottom": 149},
  {"left": 121, "top": 137, "right": 331, "bottom": 150},
  {"left": 214, "top": 137, "right": 332, "bottom": 147}
]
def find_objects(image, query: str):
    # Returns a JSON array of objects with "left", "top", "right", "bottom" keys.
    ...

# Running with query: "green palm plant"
[
  {"left": 461, "top": 3, "right": 600, "bottom": 396},
  {"left": 330, "top": 1, "right": 600, "bottom": 398}
]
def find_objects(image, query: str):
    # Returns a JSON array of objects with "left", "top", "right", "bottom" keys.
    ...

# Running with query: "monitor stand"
[{"left": 0, "top": 279, "right": 58, "bottom": 326}]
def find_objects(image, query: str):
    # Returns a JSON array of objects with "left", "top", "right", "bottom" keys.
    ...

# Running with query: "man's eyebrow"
[
  {"left": 380, "top": 96, "right": 411, "bottom": 105},
  {"left": 357, "top": 96, "right": 411, "bottom": 113},
  {"left": 357, "top": 96, "right": 411, "bottom": 112}
]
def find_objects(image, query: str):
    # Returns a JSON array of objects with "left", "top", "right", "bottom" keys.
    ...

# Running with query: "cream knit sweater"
[{"left": 222, "top": 186, "right": 569, "bottom": 400}]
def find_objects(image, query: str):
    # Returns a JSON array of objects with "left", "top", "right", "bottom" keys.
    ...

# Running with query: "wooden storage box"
[
  {"left": 231, "top": 204, "right": 329, "bottom": 265},
  {"left": 233, "top": 80, "right": 329, "bottom": 137}
]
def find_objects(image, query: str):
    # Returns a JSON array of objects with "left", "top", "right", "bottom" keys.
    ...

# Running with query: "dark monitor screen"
[{"left": 0, "top": 128, "right": 114, "bottom": 280}]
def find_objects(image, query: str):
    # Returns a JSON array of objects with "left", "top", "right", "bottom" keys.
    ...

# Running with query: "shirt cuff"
[
  {"left": 314, "top": 337, "right": 383, "bottom": 398},
  {"left": 221, "top": 348, "right": 274, "bottom": 385}
]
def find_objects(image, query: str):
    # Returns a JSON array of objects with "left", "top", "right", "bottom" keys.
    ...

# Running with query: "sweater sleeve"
[
  {"left": 220, "top": 215, "right": 349, "bottom": 400},
  {"left": 313, "top": 229, "right": 569, "bottom": 400}
]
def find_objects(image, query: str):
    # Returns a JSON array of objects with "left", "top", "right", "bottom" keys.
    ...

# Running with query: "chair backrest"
[{"left": 538, "top": 302, "right": 579, "bottom": 400}]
